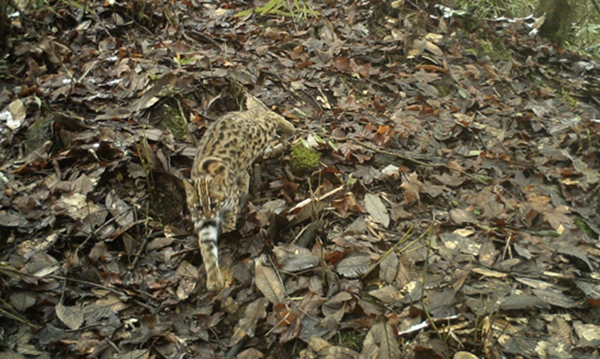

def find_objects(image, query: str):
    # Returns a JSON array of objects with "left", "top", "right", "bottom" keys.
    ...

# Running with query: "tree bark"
[
  {"left": 534, "top": 0, "right": 576, "bottom": 42},
  {"left": 0, "top": 0, "right": 9, "bottom": 55}
]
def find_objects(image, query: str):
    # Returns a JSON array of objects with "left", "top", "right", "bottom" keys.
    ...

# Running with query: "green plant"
[{"left": 235, "top": 0, "right": 320, "bottom": 20}]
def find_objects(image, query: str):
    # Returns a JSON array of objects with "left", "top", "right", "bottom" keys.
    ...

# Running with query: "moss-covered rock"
[
  {"left": 290, "top": 141, "right": 321, "bottom": 175},
  {"left": 159, "top": 105, "right": 187, "bottom": 139},
  {"left": 25, "top": 114, "right": 54, "bottom": 155}
]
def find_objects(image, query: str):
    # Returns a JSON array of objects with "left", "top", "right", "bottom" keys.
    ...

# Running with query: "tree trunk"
[
  {"left": 534, "top": 0, "right": 576, "bottom": 42},
  {"left": 0, "top": 0, "right": 9, "bottom": 55}
]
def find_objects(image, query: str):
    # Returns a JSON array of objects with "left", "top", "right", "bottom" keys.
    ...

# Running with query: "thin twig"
[
  {"left": 288, "top": 185, "right": 345, "bottom": 212},
  {"left": 0, "top": 297, "right": 40, "bottom": 329},
  {"left": 361, "top": 224, "right": 415, "bottom": 279}
]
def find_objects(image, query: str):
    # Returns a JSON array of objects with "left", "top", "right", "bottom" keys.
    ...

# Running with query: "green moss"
[
  {"left": 332, "top": 329, "right": 364, "bottom": 352},
  {"left": 290, "top": 141, "right": 321, "bottom": 175},
  {"left": 25, "top": 114, "right": 54, "bottom": 155},
  {"left": 159, "top": 105, "right": 187, "bottom": 139},
  {"left": 575, "top": 217, "right": 597, "bottom": 240},
  {"left": 432, "top": 77, "right": 455, "bottom": 97},
  {"left": 559, "top": 88, "right": 577, "bottom": 108},
  {"left": 478, "top": 39, "right": 511, "bottom": 60}
]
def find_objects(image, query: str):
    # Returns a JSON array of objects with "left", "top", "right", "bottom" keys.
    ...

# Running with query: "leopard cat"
[{"left": 183, "top": 94, "right": 295, "bottom": 291}]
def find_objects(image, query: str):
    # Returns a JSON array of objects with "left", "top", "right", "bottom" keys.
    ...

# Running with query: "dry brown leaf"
[
  {"left": 336, "top": 254, "right": 371, "bottom": 278},
  {"left": 114, "top": 349, "right": 150, "bottom": 359},
  {"left": 255, "top": 260, "right": 285, "bottom": 304},
  {"left": 472, "top": 267, "right": 507, "bottom": 278},
  {"left": 573, "top": 322, "right": 600, "bottom": 347},
  {"left": 229, "top": 297, "right": 269, "bottom": 347},
  {"left": 375, "top": 321, "right": 401, "bottom": 359},
  {"left": 236, "top": 348, "right": 264, "bottom": 359},
  {"left": 308, "top": 336, "right": 331, "bottom": 352},
  {"left": 318, "top": 345, "right": 362, "bottom": 358},
  {"left": 547, "top": 317, "right": 571, "bottom": 347},
  {"left": 543, "top": 205, "right": 571, "bottom": 232},
  {"left": 82, "top": 295, "right": 129, "bottom": 325},
  {"left": 55, "top": 303, "right": 84, "bottom": 330},
  {"left": 273, "top": 244, "right": 319, "bottom": 273},
  {"left": 449, "top": 208, "right": 477, "bottom": 224},
  {"left": 322, "top": 291, "right": 353, "bottom": 317},
  {"left": 364, "top": 193, "right": 390, "bottom": 228},
  {"left": 0, "top": 349, "right": 26, "bottom": 359},
  {"left": 399, "top": 172, "right": 423, "bottom": 205},
  {"left": 176, "top": 260, "right": 198, "bottom": 301},
  {"left": 9, "top": 291, "right": 37, "bottom": 312},
  {"left": 532, "top": 288, "right": 577, "bottom": 308},
  {"left": 361, "top": 324, "right": 379, "bottom": 358},
  {"left": 378, "top": 252, "right": 399, "bottom": 284},
  {"left": 368, "top": 286, "right": 402, "bottom": 304},
  {"left": 454, "top": 352, "right": 479, "bottom": 359}
]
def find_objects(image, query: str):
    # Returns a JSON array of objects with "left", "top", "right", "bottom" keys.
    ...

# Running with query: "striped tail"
[{"left": 198, "top": 220, "right": 224, "bottom": 291}]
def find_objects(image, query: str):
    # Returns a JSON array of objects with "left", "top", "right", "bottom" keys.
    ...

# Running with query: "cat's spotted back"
[{"left": 184, "top": 94, "right": 294, "bottom": 291}]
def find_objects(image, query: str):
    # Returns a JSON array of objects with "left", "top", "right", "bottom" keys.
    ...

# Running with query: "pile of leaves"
[{"left": 1, "top": 1, "right": 600, "bottom": 358}]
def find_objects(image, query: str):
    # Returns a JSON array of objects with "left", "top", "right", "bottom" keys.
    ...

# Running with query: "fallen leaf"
[
  {"left": 376, "top": 321, "right": 401, "bottom": 359},
  {"left": 255, "top": 260, "right": 285, "bottom": 304},
  {"left": 56, "top": 303, "right": 84, "bottom": 330},
  {"left": 229, "top": 297, "right": 269, "bottom": 347},
  {"left": 336, "top": 254, "right": 371, "bottom": 278},
  {"left": 364, "top": 193, "right": 390, "bottom": 227}
]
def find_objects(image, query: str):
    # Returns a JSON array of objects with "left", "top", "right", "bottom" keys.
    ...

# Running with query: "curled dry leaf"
[
  {"left": 399, "top": 172, "right": 423, "bottom": 205},
  {"left": 273, "top": 244, "right": 319, "bottom": 273}
]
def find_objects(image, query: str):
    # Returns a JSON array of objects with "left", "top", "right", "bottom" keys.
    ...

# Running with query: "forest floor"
[{"left": 1, "top": 1, "right": 600, "bottom": 358}]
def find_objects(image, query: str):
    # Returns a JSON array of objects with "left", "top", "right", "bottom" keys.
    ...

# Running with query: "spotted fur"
[{"left": 184, "top": 94, "right": 294, "bottom": 291}]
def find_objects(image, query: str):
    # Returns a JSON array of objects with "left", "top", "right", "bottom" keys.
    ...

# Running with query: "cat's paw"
[{"left": 206, "top": 271, "right": 225, "bottom": 292}]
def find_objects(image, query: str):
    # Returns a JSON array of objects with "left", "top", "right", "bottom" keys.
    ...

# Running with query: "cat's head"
[{"left": 184, "top": 158, "right": 235, "bottom": 233}]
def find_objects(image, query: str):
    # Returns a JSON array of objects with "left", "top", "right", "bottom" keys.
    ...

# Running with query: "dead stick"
[{"left": 362, "top": 224, "right": 413, "bottom": 279}]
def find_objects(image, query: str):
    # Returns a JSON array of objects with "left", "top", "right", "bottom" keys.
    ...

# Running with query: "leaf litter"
[{"left": 1, "top": 1, "right": 600, "bottom": 358}]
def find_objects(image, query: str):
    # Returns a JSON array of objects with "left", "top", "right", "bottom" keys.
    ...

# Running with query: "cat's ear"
[
  {"left": 244, "top": 93, "right": 267, "bottom": 111},
  {"left": 183, "top": 179, "right": 197, "bottom": 205}
]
